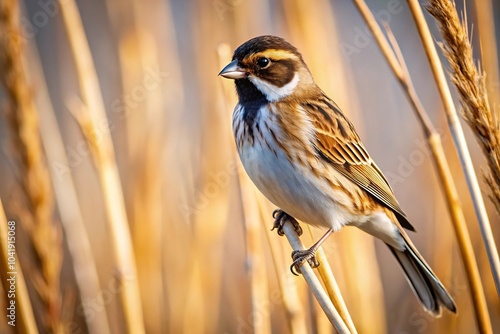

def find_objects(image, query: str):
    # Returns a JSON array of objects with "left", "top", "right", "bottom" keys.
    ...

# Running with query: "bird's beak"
[{"left": 219, "top": 60, "right": 247, "bottom": 79}]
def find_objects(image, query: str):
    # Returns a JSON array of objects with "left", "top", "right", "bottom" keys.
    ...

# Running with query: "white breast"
[{"left": 233, "top": 104, "right": 362, "bottom": 231}]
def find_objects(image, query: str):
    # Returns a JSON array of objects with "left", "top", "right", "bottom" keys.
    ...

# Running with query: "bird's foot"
[
  {"left": 272, "top": 209, "right": 302, "bottom": 236},
  {"left": 290, "top": 248, "right": 320, "bottom": 276}
]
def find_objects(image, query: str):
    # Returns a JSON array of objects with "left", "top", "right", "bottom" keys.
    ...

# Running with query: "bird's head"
[{"left": 219, "top": 35, "right": 315, "bottom": 103}]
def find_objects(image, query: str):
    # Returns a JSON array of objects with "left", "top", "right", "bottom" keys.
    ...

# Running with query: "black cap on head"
[{"left": 232, "top": 35, "right": 302, "bottom": 61}]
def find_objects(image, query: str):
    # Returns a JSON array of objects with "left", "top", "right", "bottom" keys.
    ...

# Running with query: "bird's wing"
[{"left": 302, "top": 96, "right": 415, "bottom": 231}]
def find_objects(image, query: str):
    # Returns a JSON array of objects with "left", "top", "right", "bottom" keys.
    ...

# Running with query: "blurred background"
[{"left": 0, "top": 0, "right": 499, "bottom": 333}]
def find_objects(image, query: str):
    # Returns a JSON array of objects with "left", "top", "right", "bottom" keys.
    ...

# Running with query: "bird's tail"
[{"left": 387, "top": 236, "right": 457, "bottom": 316}]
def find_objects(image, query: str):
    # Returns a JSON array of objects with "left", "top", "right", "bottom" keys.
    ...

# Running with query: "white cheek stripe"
[{"left": 249, "top": 72, "right": 300, "bottom": 102}]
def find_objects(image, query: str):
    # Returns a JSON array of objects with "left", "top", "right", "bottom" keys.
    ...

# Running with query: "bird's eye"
[{"left": 256, "top": 57, "right": 270, "bottom": 68}]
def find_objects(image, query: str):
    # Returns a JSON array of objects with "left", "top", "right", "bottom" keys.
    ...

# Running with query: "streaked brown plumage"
[{"left": 220, "top": 35, "right": 456, "bottom": 316}]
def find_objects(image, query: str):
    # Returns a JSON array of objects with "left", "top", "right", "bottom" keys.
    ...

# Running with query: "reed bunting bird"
[{"left": 219, "top": 35, "right": 456, "bottom": 315}]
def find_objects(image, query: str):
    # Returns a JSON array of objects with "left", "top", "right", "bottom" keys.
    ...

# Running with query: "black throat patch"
[{"left": 235, "top": 79, "right": 267, "bottom": 144}]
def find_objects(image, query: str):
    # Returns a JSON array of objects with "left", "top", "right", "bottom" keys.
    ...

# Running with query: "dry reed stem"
[
  {"left": 178, "top": 39, "right": 231, "bottom": 333},
  {"left": 105, "top": 0, "right": 186, "bottom": 331},
  {"left": 256, "top": 195, "right": 309, "bottom": 334},
  {"left": 426, "top": 0, "right": 500, "bottom": 214},
  {"left": 406, "top": 0, "right": 500, "bottom": 299},
  {"left": 237, "top": 170, "right": 272, "bottom": 334},
  {"left": 59, "top": 1, "right": 145, "bottom": 332},
  {"left": 352, "top": 0, "right": 492, "bottom": 331},
  {"left": 0, "top": 0, "right": 63, "bottom": 331},
  {"left": 428, "top": 134, "right": 492, "bottom": 331},
  {"left": 312, "top": 240, "right": 357, "bottom": 334},
  {"left": 177, "top": 2, "right": 238, "bottom": 331},
  {"left": 25, "top": 34, "right": 111, "bottom": 334},
  {"left": 352, "top": 0, "right": 434, "bottom": 134},
  {"left": 117, "top": 25, "right": 164, "bottom": 334},
  {"left": 0, "top": 199, "right": 38, "bottom": 334},
  {"left": 281, "top": 219, "right": 350, "bottom": 333}
]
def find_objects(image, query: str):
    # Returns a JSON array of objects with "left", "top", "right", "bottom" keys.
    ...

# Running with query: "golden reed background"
[{"left": 0, "top": 0, "right": 498, "bottom": 333}]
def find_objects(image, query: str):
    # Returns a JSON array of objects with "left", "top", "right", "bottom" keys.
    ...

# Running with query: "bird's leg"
[
  {"left": 272, "top": 209, "right": 302, "bottom": 236},
  {"left": 290, "top": 228, "right": 333, "bottom": 276}
]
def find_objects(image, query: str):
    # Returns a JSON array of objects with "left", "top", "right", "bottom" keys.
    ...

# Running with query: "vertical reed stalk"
[
  {"left": 428, "top": 134, "right": 492, "bottom": 333},
  {"left": 352, "top": 0, "right": 492, "bottom": 331},
  {"left": 177, "top": 28, "right": 232, "bottom": 332},
  {"left": 59, "top": 1, "right": 145, "bottom": 333},
  {"left": 237, "top": 169, "right": 272, "bottom": 334},
  {"left": 115, "top": 15, "right": 164, "bottom": 334},
  {"left": 0, "top": 0, "right": 63, "bottom": 331},
  {"left": 24, "top": 34, "right": 111, "bottom": 334},
  {"left": 406, "top": 0, "right": 500, "bottom": 298}
]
